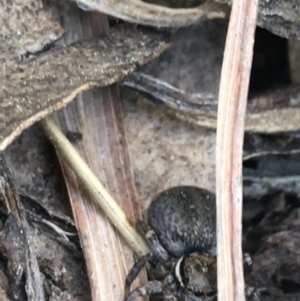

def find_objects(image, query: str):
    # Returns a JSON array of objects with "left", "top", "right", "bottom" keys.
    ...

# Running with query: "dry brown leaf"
[{"left": 0, "top": 25, "right": 171, "bottom": 152}]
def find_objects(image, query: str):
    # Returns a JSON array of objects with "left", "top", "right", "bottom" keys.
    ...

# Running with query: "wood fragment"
[{"left": 215, "top": 1, "right": 259, "bottom": 301}]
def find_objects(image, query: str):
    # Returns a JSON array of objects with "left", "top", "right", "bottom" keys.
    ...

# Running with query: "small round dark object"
[
  {"left": 124, "top": 186, "right": 218, "bottom": 301},
  {"left": 148, "top": 186, "right": 216, "bottom": 258}
]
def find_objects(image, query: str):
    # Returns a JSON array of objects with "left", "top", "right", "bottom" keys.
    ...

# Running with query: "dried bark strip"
[
  {"left": 122, "top": 72, "right": 300, "bottom": 133},
  {"left": 243, "top": 133, "right": 300, "bottom": 160},
  {"left": 215, "top": 1, "right": 258, "bottom": 301},
  {"left": 74, "top": 0, "right": 300, "bottom": 39},
  {"left": 0, "top": 24, "right": 171, "bottom": 152},
  {"left": 74, "top": 0, "right": 226, "bottom": 27},
  {"left": 257, "top": 0, "right": 300, "bottom": 40}
]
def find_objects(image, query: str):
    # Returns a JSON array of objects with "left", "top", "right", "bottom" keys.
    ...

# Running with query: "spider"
[{"left": 124, "top": 186, "right": 218, "bottom": 301}]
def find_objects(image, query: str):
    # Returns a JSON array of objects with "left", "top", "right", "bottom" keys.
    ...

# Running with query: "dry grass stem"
[
  {"left": 215, "top": 1, "right": 259, "bottom": 301},
  {"left": 39, "top": 117, "right": 149, "bottom": 256}
]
